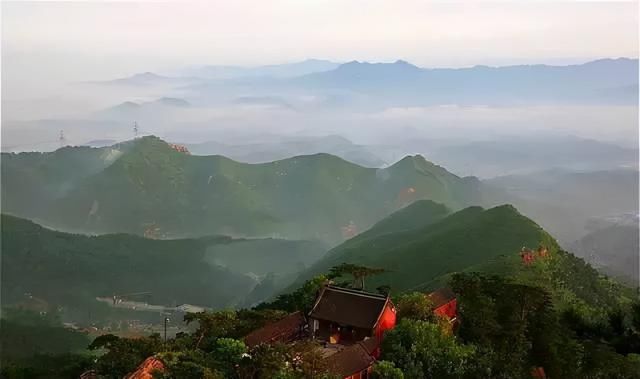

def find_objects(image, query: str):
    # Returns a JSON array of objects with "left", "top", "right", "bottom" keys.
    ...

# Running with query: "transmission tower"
[
  {"left": 59, "top": 130, "right": 66, "bottom": 148},
  {"left": 133, "top": 121, "right": 139, "bottom": 139}
]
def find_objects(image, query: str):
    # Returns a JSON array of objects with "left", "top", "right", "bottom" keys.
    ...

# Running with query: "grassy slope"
[
  {"left": 1, "top": 136, "right": 481, "bottom": 244},
  {"left": 1, "top": 214, "right": 326, "bottom": 311}
]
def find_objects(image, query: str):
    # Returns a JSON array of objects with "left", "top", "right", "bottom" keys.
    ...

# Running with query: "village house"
[{"left": 308, "top": 285, "right": 397, "bottom": 346}]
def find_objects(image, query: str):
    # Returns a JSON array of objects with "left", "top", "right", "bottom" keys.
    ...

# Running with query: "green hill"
[
  {"left": 0, "top": 144, "right": 132, "bottom": 227},
  {"left": 295, "top": 202, "right": 630, "bottom": 309},
  {"left": 0, "top": 214, "right": 326, "bottom": 313},
  {"left": 321, "top": 199, "right": 451, "bottom": 254},
  {"left": 1, "top": 136, "right": 482, "bottom": 244}
]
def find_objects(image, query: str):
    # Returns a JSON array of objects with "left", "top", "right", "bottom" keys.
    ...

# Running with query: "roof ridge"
[
  {"left": 371, "top": 297, "right": 392, "bottom": 330},
  {"left": 326, "top": 285, "right": 387, "bottom": 300},
  {"left": 308, "top": 285, "right": 328, "bottom": 317}
]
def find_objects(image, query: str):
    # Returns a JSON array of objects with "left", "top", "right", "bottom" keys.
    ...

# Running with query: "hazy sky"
[
  {"left": 3, "top": 1, "right": 638, "bottom": 81},
  {"left": 1, "top": 1, "right": 638, "bottom": 156}
]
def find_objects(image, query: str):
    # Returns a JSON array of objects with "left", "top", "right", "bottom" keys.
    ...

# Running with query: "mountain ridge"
[
  {"left": 291, "top": 200, "right": 631, "bottom": 311},
  {"left": 1, "top": 136, "right": 482, "bottom": 244}
]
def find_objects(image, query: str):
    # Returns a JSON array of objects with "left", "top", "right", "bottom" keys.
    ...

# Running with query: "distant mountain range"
[
  {"left": 424, "top": 135, "right": 639, "bottom": 178},
  {"left": 100, "top": 58, "right": 638, "bottom": 106},
  {"left": 184, "top": 135, "right": 387, "bottom": 167},
  {"left": 177, "top": 59, "right": 340, "bottom": 79},
  {"left": 97, "top": 97, "right": 192, "bottom": 122},
  {"left": 484, "top": 168, "right": 639, "bottom": 244},
  {"left": 294, "top": 58, "right": 638, "bottom": 105},
  {"left": 96, "top": 72, "right": 200, "bottom": 87},
  {"left": 1, "top": 136, "right": 483, "bottom": 244}
]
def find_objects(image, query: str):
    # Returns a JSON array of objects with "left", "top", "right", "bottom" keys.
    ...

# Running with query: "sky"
[
  {"left": 2, "top": 0, "right": 639, "bottom": 86},
  {"left": 1, "top": 0, "right": 638, "bottom": 150}
]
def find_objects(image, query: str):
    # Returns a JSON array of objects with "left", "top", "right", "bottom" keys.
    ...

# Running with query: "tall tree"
[{"left": 328, "top": 263, "right": 386, "bottom": 290}]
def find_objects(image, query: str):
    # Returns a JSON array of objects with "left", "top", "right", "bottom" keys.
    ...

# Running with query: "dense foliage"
[
  {"left": 298, "top": 202, "right": 561, "bottom": 291},
  {"left": 448, "top": 273, "right": 640, "bottom": 379},
  {"left": 0, "top": 309, "right": 93, "bottom": 379},
  {"left": 3, "top": 269, "right": 639, "bottom": 379},
  {"left": 381, "top": 319, "right": 481, "bottom": 378},
  {"left": 87, "top": 309, "right": 337, "bottom": 379}
]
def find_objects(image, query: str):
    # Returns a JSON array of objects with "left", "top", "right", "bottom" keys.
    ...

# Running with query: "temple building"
[{"left": 308, "top": 285, "right": 396, "bottom": 345}]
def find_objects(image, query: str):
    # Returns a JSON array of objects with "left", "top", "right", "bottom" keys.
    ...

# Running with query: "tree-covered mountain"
[
  {"left": 0, "top": 214, "right": 326, "bottom": 312},
  {"left": 295, "top": 201, "right": 631, "bottom": 309},
  {"left": 1, "top": 136, "right": 482, "bottom": 244},
  {"left": 184, "top": 135, "right": 387, "bottom": 168}
]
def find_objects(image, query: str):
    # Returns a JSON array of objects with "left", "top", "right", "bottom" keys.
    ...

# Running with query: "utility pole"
[{"left": 164, "top": 316, "right": 170, "bottom": 347}]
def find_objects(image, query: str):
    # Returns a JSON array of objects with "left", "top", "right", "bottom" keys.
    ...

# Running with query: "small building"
[
  {"left": 428, "top": 287, "right": 457, "bottom": 320},
  {"left": 520, "top": 246, "right": 550, "bottom": 266},
  {"left": 244, "top": 311, "right": 307, "bottom": 348},
  {"left": 309, "top": 286, "right": 396, "bottom": 345},
  {"left": 326, "top": 338, "right": 379, "bottom": 379},
  {"left": 169, "top": 143, "right": 190, "bottom": 154}
]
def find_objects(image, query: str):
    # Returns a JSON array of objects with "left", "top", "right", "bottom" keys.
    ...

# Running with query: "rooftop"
[
  {"left": 243, "top": 311, "right": 306, "bottom": 348},
  {"left": 309, "top": 286, "right": 389, "bottom": 329},
  {"left": 428, "top": 287, "right": 456, "bottom": 308},
  {"left": 123, "top": 356, "right": 164, "bottom": 379},
  {"left": 326, "top": 339, "right": 378, "bottom": 377}
]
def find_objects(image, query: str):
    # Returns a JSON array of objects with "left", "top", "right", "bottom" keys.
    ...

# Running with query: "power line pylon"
[
  {"left": 59, "top": 130, "right": 66, "bottom": 148},
  {"left": 133, "top": 121, "right": 139, "bottom": 139}
]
